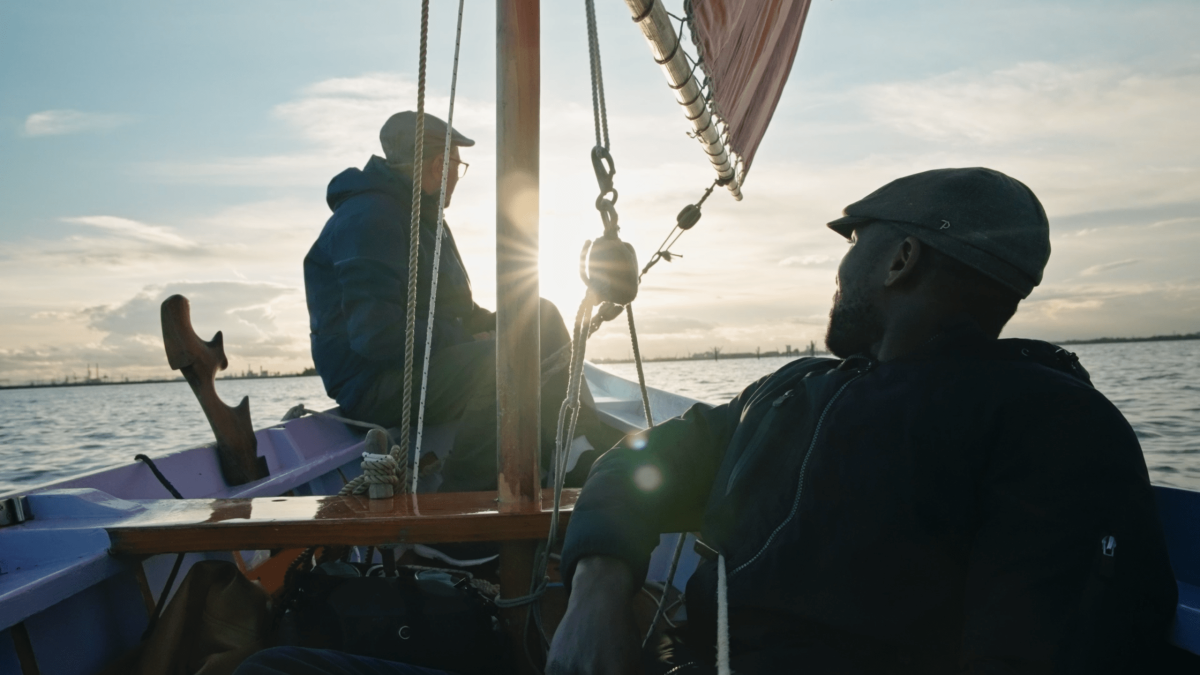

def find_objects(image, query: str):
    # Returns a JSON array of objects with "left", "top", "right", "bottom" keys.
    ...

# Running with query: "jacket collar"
[{"left": 364, "top": 155, "right": 445, "bottom": 222}]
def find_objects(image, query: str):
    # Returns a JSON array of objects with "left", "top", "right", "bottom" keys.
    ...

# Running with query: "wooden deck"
[{"left": 106, "top": 488, "right": 580, "bottom": 555}]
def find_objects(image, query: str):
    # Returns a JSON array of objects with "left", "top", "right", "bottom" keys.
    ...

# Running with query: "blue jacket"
[
  {"left": 562, "top": 322, "right": 1176, "bottom": 673},
  {"left": 304, "top": 156, "right": 479, "bottom": 411}
]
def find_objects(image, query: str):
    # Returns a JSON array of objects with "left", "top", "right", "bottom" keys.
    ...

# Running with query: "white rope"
[
  {"left": 717, "top": 553, "right": 732, "bottom": 675},
  {"left": 501, "top": 294, "right": 597, "bottom": 614},
  {"left": 413, "top": 0, "right": 466, "bottom": 494},
  {"left": 282, "top": 404, "right": 394, "bottom": 443}
]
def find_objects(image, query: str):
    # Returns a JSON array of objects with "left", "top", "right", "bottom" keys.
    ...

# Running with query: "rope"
[
  {"left": 504, "top": 295, "right": 596, "bottom": 607},
  {"left": 584, "top": 0, "right": 610, "bottom": 150},
  {"left": 717, "top": 553, "right": 732, "bottom": 675},
  {"left": 625, "top": 304, "right": 654, "bottom": 428},
  {"left": 359, "top": 451, "right": 400, "bottom": 489},
  {"left": 282, "top": 404, "right": 395, "bottom": 444},
  {"left": 281, "top": 405, "right": 411, "bottom": 496},
  {"left": 399, "top": 0, "right": 432, "bottom": 494},
  {"left": 413, "top": 0, "right": 466, "bottom": 494},
  {"left": 135, "top": 454, "right": 184, "bottom": 499},
  {"left": 133, "top": 455, "right": 185, "bottom": 641}
]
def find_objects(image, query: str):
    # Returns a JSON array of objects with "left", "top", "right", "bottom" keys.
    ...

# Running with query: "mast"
[
  {"left": 623, "top": 0, "right": 743, "bottom": 200},
  {"left": 495, "top": 0, "right": 540, "bottom": 646}
]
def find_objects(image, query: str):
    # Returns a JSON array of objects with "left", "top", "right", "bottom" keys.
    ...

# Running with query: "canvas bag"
[{"left": 131, "top": 559, "right": 272, "bottom": 675}]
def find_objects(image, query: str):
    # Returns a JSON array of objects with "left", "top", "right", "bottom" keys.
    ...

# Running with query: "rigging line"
[
  {"left": 626, "top": 304, "right": 654, "bottom": 428},
  {"left": 584, "top": 0, "right": 609, "bottom": 149},
  {"left": 399, "top": 0, "right": 432, "bottom": 490},
  {"left": 413, "top": 0, "right": 466, "bottom": 494}
]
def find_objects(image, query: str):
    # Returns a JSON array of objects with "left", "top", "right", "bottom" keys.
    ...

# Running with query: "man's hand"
[{"left": 547, "top": 556, "right": 643, "bottom": 675}]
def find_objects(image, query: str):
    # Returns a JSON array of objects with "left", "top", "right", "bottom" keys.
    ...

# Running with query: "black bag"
[{"left": 275, "top": 562, "right": 510, "bottom": 675}]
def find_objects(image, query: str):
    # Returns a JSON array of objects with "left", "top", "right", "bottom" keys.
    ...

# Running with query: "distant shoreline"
[
  {"left": 0, "top": 371, "right": 318, "bottom": 392},
  {"left": 594, "top": 331, "right": 1200, "bottom": 365},
  {"left": 1057, "top": 332, "right": 1200, "bottom": 346},
  {"left": 4, "top": 331, "right": 1196, "bottom": 388}
]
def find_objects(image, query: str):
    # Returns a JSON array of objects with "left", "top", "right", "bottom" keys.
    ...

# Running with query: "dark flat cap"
[
  {"left": 380, "top": 111, "right": 474, "bottom": 167},
  {"left": 828, "top": 167, "right": 1050, "bottom": 298}
]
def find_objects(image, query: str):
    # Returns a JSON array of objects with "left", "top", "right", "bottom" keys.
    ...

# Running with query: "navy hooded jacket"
[
  {"left": 304, "top": 156, "right": 480, "bottom": 412},
  {"left": 561, "top": 323, "right": 1177, "bottom": 674}
]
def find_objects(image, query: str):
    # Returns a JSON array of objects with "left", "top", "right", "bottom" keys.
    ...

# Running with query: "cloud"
[
  {"left": 62, "top": 216, "right": 199, "bottom": 250},
  {"left": 863, "top": 63, "right": 1200, "bottom": 148},
  {"left": 22, "top": 109, "right": 132, "bottom": 137},
  {"left": 85, "top": 280, "right": 299, "bottom": 338},
  {"left": 1081, "top": 258, "right": 1140, "bottom": 277},
  {"left": 850, "top": 63, "right": 1200, "bottom": 218},
  {"left": 150, "top": 73, "right": 494, "bottom": 186},
  {"left": 779, "top": 254, "right": 832, "bottom": 267},
  {"left": 0, "top": 281, "right": 311, "bottom": 385}
]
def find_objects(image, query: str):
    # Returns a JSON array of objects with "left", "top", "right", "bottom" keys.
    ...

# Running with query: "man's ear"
[
  {"left": 422, "top": 155, "right": 444, "bottom": 193},
  {"left": 883, "top": 236, "right": 923, "bottom": 288}
]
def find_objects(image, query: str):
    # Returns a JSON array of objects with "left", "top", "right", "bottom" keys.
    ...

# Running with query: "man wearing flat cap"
[
  {"left": 549, "top": 168, "right": 1177, "bottom": 674},
  {"left": 304, "top": 112, "right": 601, "bottom": 493}
]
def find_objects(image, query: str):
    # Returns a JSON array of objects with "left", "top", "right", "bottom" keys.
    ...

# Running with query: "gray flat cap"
[
  {"left": 828, "top": 167, "right": 1050, "bottom": 298},
  {"left": 380, "top": 111, "right": 474, "bottom": 166}
]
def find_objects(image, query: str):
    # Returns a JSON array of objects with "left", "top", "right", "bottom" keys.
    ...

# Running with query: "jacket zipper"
[{"left": 730, "top": 364, "right": 871, "bottom": 576}]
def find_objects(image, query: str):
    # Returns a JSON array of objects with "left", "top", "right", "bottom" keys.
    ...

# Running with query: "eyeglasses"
[{"left": 451, "top": 158, "right": 469, "bottom": 179}]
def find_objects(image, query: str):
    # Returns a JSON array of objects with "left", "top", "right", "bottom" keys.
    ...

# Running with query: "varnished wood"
[
  {"left": 495, "top": 0, "right": 541, "bottom": 510},
  {"left": 133, "top": 561, "right": 158, "bottom": 617},
  {"left": 11, "top": 622, "right": 40, "bottom": 675},
  {"left": 496, "top": 3, "right": 542, "bottom": 667},
  {"left": 160, "top": 294, "right": 266, "bottom": 486},
  {"left": 107, "top": 489, "right": 579, "bottom": 556}
]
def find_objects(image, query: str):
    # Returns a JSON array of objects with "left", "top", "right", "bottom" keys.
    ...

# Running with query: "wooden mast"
[{"left": 495, "top": 0, "right": 541, "bottom": 649}]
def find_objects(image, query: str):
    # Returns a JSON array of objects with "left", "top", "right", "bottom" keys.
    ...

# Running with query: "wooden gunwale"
[{"left": 106, "top": 488, "right": 580, "bottom": 556}]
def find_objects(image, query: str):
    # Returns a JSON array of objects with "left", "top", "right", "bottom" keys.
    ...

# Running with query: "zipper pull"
[
  {"left": 1100, "top": 535, "right": 1116, "bottom": 578},
  {"left": 772, "top": 390, "right": 794, "bottom": 408}
]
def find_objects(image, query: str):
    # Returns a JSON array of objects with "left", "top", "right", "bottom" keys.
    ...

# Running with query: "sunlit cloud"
[
  {"left": 779, "top": 254, "right": 832, "bottom": 267},
  {"left": 63, "top": 215, "right": 198, "bottom": 250},
  {"left": 0, "top": 281, "right": 310, "bottom": 385},
  {"left": 1081, "top": 259, "right": 1140, "bottom": 277},
  {"left": 22, "top": 109, "right": 132, "bottom": 137}
]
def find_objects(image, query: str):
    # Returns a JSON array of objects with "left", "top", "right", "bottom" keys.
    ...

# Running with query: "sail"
[{"left": 690, "top": 0, "right": 811, "bottom": 175}]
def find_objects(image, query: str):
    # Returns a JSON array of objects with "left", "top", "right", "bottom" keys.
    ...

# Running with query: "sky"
[{"left": 1, "top": 0, "right": 1198, "bottom": 385}]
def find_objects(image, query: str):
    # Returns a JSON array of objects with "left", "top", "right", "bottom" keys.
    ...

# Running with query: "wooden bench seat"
[{"left": 106, "top": 488, "right": 580, "bottom": 556}]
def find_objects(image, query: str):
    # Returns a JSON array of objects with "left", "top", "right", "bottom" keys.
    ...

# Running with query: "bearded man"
[{"left": 548, "top": 168, "right": 1178, "bottom": 674}]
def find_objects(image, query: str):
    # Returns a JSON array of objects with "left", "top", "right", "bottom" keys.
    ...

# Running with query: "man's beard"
[{"left": 824, "top": 289, "right": 884, "bottom": 358}]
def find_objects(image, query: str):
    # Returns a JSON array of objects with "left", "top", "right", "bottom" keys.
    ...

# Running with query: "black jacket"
[{"left": 562, "top": 323, "right": 1176, "bottom": 674}]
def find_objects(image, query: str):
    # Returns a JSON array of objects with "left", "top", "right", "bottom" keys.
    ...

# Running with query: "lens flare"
[{"left": 633, "top": 464, "right": 663, "bottom": 492}]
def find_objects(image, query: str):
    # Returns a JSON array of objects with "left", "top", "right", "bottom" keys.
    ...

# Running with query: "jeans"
[{"left": 344, "top": 298, "right": 603, "bottom": 493}]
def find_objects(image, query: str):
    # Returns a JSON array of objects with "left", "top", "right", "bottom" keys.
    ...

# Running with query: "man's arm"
[
  {"left": 560, "top": 379, "right": 765, "bottom": 589},
  {"left": 960, "top": 383, "right": 1176, "bottom": 674},
  {"left": 547, "top": 556, "right": 642, "bottom": 675},
  {"left": 549, "top": 377, "right": 769, "bottom": 674}
]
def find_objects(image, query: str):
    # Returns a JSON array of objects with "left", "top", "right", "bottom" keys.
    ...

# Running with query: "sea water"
[{"left": 1, "top": 340, "right": 1197, "bottom": 494}]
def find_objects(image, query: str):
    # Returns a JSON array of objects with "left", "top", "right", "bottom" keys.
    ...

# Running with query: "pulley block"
[{"left": 580, "top": 234, "right": 639, "bottom": 306}]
